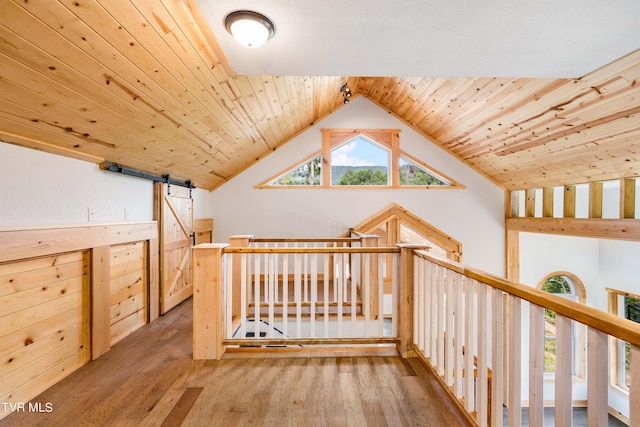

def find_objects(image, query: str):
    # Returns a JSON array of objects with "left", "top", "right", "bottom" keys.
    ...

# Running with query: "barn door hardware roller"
[{"left": 101, "top": 161, "right": 195, "bottom": 196}]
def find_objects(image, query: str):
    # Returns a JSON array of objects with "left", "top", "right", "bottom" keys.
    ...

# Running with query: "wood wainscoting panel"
[
  {"left": 0, "top": 251, "right": 90, "bottom": 418},
  {"left": 109, "top": 242, "right": 147, "bottom": 346}
]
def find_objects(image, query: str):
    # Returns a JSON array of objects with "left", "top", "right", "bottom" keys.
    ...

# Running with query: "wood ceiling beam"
[{"left": 506, "top": 217, "right": 640, "bottom": 241}]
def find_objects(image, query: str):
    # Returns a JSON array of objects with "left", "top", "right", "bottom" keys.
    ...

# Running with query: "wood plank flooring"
[{"left": 0, "top": 298, "right": 471, "bottom": 427}]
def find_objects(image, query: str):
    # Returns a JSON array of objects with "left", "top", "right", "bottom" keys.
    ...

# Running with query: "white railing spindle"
[
  {"left": 508, "top": 295, "right": 522, "bottom": 427},
  {"left": 445, "top": 270, "right": 455, "bottom": 387},
  {"left": 324, "top": 253, "right": 329, "bottom": 338},
  {"left": 294, "top": 253, "right": 302, "bottom": 338},
  {"left": 555, "top": 314, "right": 573, "bottom": 426},
  {"left": 282, "top": 253, "right": 289, "bottom": 338},
  {"left": 587, "top": 327, "right": 607, "bottom": 427},
  {"left": 311, "top": 253, "right": 317, "bottom": 338},
  {"left": 491, "top": 288, "right": 504, "bottom": 427},
  {"left": 454, "top": 272, "right": 464, "bottom": 399},
  {"left": 529, "top": 303, "right": 545, "bottom": 427},
  {"left": 240, "top": 253, "right": 247, "bottom": 340},
  {"left": 437, "top": 267, "right": 445, "bottom": 376},
  {"left": 477, "top": 282, "right": 489, "bottom": 427},
  {"left": 464, "top": 278, "right": 476, "bottom": 413}
]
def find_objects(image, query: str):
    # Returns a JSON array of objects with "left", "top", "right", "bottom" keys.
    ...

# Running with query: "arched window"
[{"left": 538, "top": 273, "right": 586, "bottom": 377}]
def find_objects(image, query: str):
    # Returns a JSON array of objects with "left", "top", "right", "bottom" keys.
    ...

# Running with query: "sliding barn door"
[{"left": 160, "top": 183, "right": 194, "bottom": 314}]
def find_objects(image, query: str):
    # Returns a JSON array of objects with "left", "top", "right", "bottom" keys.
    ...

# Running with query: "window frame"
[
  {"left": 256, "top": 128, "right": 464, "bottom": 189},
  {"left": 606, "top": 287, "right": 640, "bottom": 394},
  {"left": 537, "top": 272, "right": 587, "bottom": 380}
]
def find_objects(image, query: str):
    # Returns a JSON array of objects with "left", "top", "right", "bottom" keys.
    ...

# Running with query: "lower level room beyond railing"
[{"left": 192, "top": 240, "right": 640, "bottom": 427}]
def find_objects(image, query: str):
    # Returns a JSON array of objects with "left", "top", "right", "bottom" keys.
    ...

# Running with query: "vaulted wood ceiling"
[{"left": 0, "top": 0, "right": 638, "bottom": 191}]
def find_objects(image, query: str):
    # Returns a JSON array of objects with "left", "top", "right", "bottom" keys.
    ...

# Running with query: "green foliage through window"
[
  {"left": 336, "top": 168, "right": 388, "bottom": 185},
  {"left": 399, "top": 158, "right": 447, "bottom": 186},
  {"left": 269, "top": 155, "right": 321, "bottom": 186},
  {"left": 331, "top": 136, "right": 390, "bottom": 186}
]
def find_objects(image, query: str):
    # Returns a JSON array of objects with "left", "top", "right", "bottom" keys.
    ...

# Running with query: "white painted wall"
[
  {"left": 209, "top": 97, "right": 505, "bottom": 275},
  {"left": 519, "top": 231, "right": 640, "bottom": 416},
  {"left": 0, "top": 141, "right": 209, "bottom": 227}
]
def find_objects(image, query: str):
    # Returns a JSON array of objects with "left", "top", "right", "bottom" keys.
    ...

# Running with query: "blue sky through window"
[{"left": 331, "top": 136, "right": 389, "bottom": 166}]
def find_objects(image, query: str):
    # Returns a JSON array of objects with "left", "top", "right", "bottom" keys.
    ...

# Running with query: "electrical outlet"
[{"left": 88, "top": 207, "right": 95, "bottom": 222}]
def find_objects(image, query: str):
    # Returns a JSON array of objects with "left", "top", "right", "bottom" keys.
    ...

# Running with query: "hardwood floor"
[{"left": 0, "top": 298, "right": 472, "bottom": 427}]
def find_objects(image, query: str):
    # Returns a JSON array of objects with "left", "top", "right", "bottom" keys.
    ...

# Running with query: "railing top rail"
[
  {"left": 413, "top": 249, "right": 640, "bottom": 346},
  {"left": 224, "top": 247, "right": 401, "bottom": 254},
  {"left": 250, "top": 237, "right": 362, "bottom": 243}
]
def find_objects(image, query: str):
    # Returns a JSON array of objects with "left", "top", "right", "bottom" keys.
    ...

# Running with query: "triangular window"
[
  {"left": 257, "top": 129, "right": 464, "bottom": 189},
  {"left": 265, "top": 154, "right": 322, "bottom": 186},
  {"left": 399, "top": 155, "right": 450, "bottom": 186}
]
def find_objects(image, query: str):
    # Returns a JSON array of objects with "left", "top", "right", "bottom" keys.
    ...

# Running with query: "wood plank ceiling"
[{"left": 0, "top": 0, "right": 638, "bottom": 191}]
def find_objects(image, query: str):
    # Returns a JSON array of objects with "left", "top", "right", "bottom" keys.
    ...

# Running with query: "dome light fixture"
[{"left": 224, "top": 10, "right": 275, "bottom": 48}]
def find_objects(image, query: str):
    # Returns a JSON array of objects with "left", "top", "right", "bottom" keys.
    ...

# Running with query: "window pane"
[
  {"left": 331, "top": 136, "right": 389, "bottom": 185},
  {"left": 541, "top": 275, "right": 571, "bottom": 294},
  {"left": 399, "top": 157, "right": 447, "bottom": 186},
  {"left": 269, "top": 155, "right": 322, "bottom": 186},
  {"left": 624, "top": 296, "right": 640, "bottom": 387}
]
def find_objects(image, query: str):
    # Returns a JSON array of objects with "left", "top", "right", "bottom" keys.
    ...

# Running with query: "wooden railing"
[
  {"left": 192, "top": 240, "right": 403, "bottom": 357},
  {"left": 411, "top": 250, "right": 640, "bottom": 427},
  {"left": 192, "top": 241, "right": 640, "bottom": 425}
]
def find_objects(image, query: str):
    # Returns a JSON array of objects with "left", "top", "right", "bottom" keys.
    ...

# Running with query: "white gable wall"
[{"left": 210, "top": 97, "right": 506, "bottom": 275}]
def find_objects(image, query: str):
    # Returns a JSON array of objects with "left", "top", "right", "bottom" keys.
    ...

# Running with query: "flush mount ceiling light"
[{"left": 224, "top": 10, "right": 275, "bottom": 48}]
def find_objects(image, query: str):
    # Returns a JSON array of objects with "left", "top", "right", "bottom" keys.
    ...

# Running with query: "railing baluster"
[
  {"left": 454, "top": 272, "right": 464, "bottom": 399},
  {"left": 240, "top": 253, "right": 247, "bottom": 340},
  {"left": 555, "top": 314, "right": 573, "bottom": 426},
  {"left": 477, "top": 282, "right": 489, "bottom": 427},
  {"left": 268, "top": 254, "right": 275, "bottom": 338},
  {"left": 364, "top": 252, "right": 371, "bottom": 337},
  {"left": 437, "top": 266, "right": 445, "bottom": 376},
  {"left": 508, "top": 295, "right": 522, "bottom": 427},
  {"left": 295, "top": 253, "right": 302, "bottom": 338},
  {"left": 337, "top": 253, "right": 344, "bottom": 337},
  {"left": 445, "top": 269, "right": 455, "bottom": 387},
  {"left": 424, "top": 260, "right": 433, "bottom": 359},
  {"left": 387, "top": 252, "right": 394, "bottom": 337},
  {"left": 274, "top": 243, "right": 279, "bottom": 306},
  {"left": 311, "top": 253, "right": 317, "bottom": 338},
  {"left": 464, "top": 278, "right": 476, "bottom": 413},
  {"left": 351, "top": 250, "right": 357, "bottom": 336},
  {"left": 587, "top": 327, "right": 607, "bottom": 427},
  {"left": 282, "top": 253, "right": 289, "bottom": 338},
  {"left": 529, "top": 303, "right": 545, "bottom": 427},
  {"left": 323, "top": 253, "right": 329, "bottom": 338},
  {"left": 415, "top": 257, "right": 424, "bottom": 351},
  {"left": 226, "top": 253, "right": 233, "bottom": 340},
  {"left": 254, "top": 252, "right": 261, "bottom": 339},
  {"left": 491, "top": 288, "right": 504, "bottom": 427},
  {"left": 303, "top": 242, "right": 309, "bottom": 302},
  {"left": 430, "top": 264, "right": 439, "bottom": 365}
]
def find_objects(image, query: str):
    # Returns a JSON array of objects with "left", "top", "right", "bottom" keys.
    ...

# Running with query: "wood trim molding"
[
  {"left": 0, "top": 221, "right": 158, "bottom": 263},
  {"left": 506, "top": 217, "right": 640, "bottom": 241}
]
